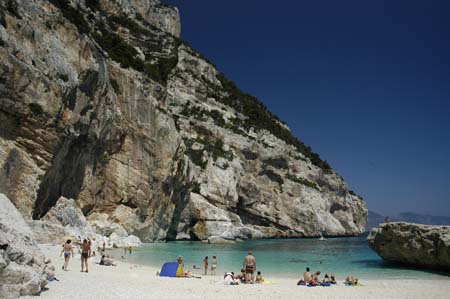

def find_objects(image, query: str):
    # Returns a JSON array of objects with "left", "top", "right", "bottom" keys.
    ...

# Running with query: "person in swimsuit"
[
  {"left": 255, "top": 271, "right": 264, "bottom": 283},
  {"left": 81, "top": 239, "right": 91, "bottom": 273},
  {"left": 203, "top": 256, "right": 208, "bottom": 275},
  {"left": 177, "top": 256, "right": 183, "bottom": 266},
  {"left": 243, "top": 251, "right": 256, "bottom": 283},
  {"left": 211, "top": 256, "right": 217, "bottom": 275},
  {"left": 60, "top": 239, "right": 74, "bottom": 271}
]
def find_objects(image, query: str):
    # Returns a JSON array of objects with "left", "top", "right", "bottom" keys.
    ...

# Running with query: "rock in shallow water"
[
  {"left": 0, "top": 194, "right": 54, "bottom": 299},
  {"left": 367, "top": 222, "right": 450, "bottom": 271}
]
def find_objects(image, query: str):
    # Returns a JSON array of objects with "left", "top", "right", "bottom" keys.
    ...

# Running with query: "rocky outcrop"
[
  {"left": 0, "top": 194, "right": 54, "bottom": 298},
  {"left": 29, "top": 196, "right": 142, "bottom": 248},
  {"left": 368, "top": 222, "right": 450, "bottom": 271},
  {"left": 0, "top": 0, "right": 367, "bottom": 242}
]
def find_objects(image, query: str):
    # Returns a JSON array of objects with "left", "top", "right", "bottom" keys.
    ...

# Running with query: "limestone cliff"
[{"left": 0, "top": 0, "right": 367, "bottom": 242}]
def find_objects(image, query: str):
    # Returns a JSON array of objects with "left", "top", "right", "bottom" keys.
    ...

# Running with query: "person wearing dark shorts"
[
  {"left": 243, "top": 251, "right": 256, "bottom": 283},
  {"left": 81, "top": 239, "right": 91, "bottom": 273}
]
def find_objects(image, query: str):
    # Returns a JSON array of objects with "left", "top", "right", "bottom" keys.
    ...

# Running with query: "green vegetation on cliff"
[
  {"left": 49, "top": 0, "right": 331, "bottom": 172},
  {"left": 211, "top": 74, "right": 332, "bottom": 172}
]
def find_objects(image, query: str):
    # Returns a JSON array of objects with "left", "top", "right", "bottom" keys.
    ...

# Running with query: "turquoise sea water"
[{"left": 110, "top": 237, "right": 449, "bottom": 280}]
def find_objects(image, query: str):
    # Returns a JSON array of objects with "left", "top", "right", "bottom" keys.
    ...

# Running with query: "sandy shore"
[{"left": 21, "top": 245, "right": 450, "bottom": 299}]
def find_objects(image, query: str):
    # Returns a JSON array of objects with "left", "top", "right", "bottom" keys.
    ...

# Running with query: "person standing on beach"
[
  {"left": 243, "top": 251, "right": 256, "bottom": 283},
  {"left": 203, "top": 256, "right": 208, "bottom": 275},
  {"left": 211, "top": 256, "right": 217, "bottom": 275},
  {"left": 129, "top": 246, "right": 132, "bottom": 254},
  {"left": 60, "top": 239, "right": 74, "bottom": 271},
  {"left": 177, "top": 256, "right": 183, "bottom": 267},
  {"left": 81, "top": 239, "right": 91, "bottom": 273}
]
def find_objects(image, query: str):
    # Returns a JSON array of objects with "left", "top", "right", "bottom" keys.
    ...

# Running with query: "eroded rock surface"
[
  {"left": 368, "top": 222, "right": 450, "bottom": 271},
  {"left": 0, "top": 193, "right": 54, "bottom": 298},
  {"left": 30, "top": 196, "right": 142, "bottom": 248},
  {"left": 0, "top": 0, "right": 367, "bottom": 242}
]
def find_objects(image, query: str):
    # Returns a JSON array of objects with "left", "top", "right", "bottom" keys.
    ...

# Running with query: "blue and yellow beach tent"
[{"left": 160, "top": 262, "right": 184, "bottom": 277}]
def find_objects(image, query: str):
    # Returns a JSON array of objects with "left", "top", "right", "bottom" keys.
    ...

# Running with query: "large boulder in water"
[
  {"left": 0, "top": 194, "right": 54, "bottom": 298},
  {"left": 367, "top": 222, "right": 450, "bottom": 271}
]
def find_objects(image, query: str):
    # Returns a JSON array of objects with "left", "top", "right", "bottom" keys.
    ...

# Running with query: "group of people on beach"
[
  {"left": 60, "top": 239, "right": 358, "bottom": 287},
  {"left": 60, "top": 237, "right": 133, "bottom": 272},
  {"left": 297, "top": 267, "right": 359, "bottom": 287},
  {"left": 219, "top": 252, "right": 358, "bottom": 287},
  {"left": 203, "top": 256, "right": 218, "bottom": 275},
  {"left": 60, "top": 238, "right": 93, "bottom": 273},
  {"left": 223, "top": 251, "right": 264, "bottom": 285},
  {"left": 297, "top": 267, "right": 337, "bottom": 286}
]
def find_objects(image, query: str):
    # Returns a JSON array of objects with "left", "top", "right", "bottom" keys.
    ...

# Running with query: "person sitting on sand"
[
  {"left": 297, "top": 267, "right": 312, "bottom": 285},
  {"left": 330, "top": 274, "right": 337, "bottom": 284},
  {"left": 255, "top": 271, "right": 264, "bottom": 283},
  {"left": 100, "top": 255, "right": 116, "bottom": 266},
  {"left": 60, "top": 239, "right": 74, "bottom": 271},
  {"left": 235, "top": 269, "right": 246, "bottom": 283},
  {"left": 243, "top": 251, "right": 256, "bottom": 283},
  {"left": 224, "top": 272, "right": 239, "bottom": 285},
  {"left": 306, "top": 271, "right": 321, "bottom": 286},
  {"left": 345, "top": 275, "right": 358, "bottom": 286},
  {"left": 321, "top": 273, "right": 332, "bottom": 286}
]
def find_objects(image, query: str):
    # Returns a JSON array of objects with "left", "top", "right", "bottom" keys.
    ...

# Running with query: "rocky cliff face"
[
  {"left": 368, "top": 222, "right": 450, "bottom": 271},
  {"left": 0, "top": 0, "right": 367, "bottom": 242},
  {"left": 0, "top": 194, "right": 54, "bottom": 298}
]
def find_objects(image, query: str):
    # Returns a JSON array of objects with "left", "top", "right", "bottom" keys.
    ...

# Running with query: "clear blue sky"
[{"left": 165, "top": 0, "right": 450, "bottom": 217}]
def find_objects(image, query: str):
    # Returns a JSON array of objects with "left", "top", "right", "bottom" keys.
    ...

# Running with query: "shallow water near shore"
[{"left": 110, "top": 237, "right": 449, "bottom": 280}]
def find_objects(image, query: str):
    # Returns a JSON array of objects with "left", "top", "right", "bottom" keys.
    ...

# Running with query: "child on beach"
[
  {"left": 203, "top": 256, "right": 208, "bottom": 275},
  {"left": 255, "top": 271, "right": 264, "bottom": 283}
]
